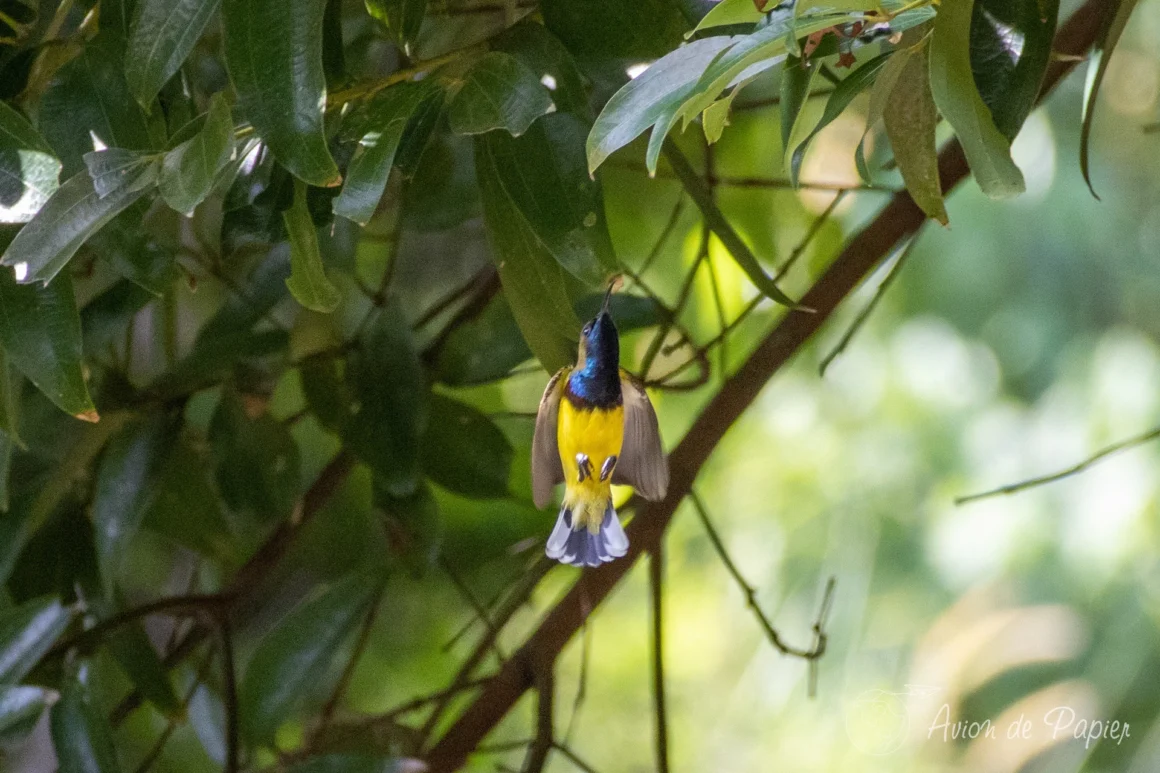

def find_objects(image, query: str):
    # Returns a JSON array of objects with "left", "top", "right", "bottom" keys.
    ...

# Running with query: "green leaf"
[
  {"left": 51, "top": 670, "right": 123, "bottom": 773},
  {"left": 448, "top": 52, "right": 555, "bottom": 138},
  {"left": 299, "top": 355, "right": 352, "bottom": 432},
  {"left": 970, "top": 0, "right": 1058, "bottom": 142},
  {"left": 210, "top": 389, "right": 300, "bottom": 524},
  {"left": 884, "top": 46, "right": 947, "bottom": 224},
  {"left": 791, "top": 51, "right": 892, "bottom": 185},
  {"left": 240, "top": 573, "right": 379, "bottom": 745},
  {"left": 343, "top": 300, "right": 427, "bottom": 497},
  {"left": 222, "top": 0, "right": 341, "bottom": 187},
  {"left": 493, "top": 20, "right": 589, "bottom": 119},
  {"left": 143, "top": 437, "right": 236, "bottom": 561},
  {"left": 586, "top": 35, "right": 734, "bottom": 174},
  {"left": 0, "top": 163, "right": 157, "bottom": 284},
  {"left": 780, "top": 55, "right": 819, "bottom": 173},
  {"left": 481, "top": 115, "right": 616, "bottom": 287},
  {"left": 421, "top": 394, "right": 512, "bottom": 498},
  {"left": 82, "top": 148, "right": 157, "bottom": 198},
  {"left": 541, "top": 0, "right": 689, "bottom": 59},
  {"left": 435, "top": 291, "right": 663, "bottom": 386},
  {"left": 0, "top": 101, "right": 61, "bottom": 223},
  {"left": 1081, "top": 0, "right": 1141, "bottom": 197},
  {"left": 105, "top": 621, "right": 182, "bottom": 719},
  {"left": 364, "top": 0, "right": 427, "bottom": 54},
  {"left": 928, "top": 0, "right": 1025, "bottom": 199},
  {"left": 0, "top": 269, "right": 98, "bottom": 421},
  {"left": 126, "top": 0, "right": 222, "bottom": 107},
  {"left": 475, "top": 134, "right": 579, "bottom": 372},
  {"left": 0, "top": 685, "right": 49, "bottom": 745},
  {"left": 159, "top": 93, "right": 236, "bottom": 216},
  {"left": 92, "top": 415, "right": 174, "bottom": 589},
  {"left": 333, "top": 82, "right": 430, "bottom": 225},
  {"left": 0, "top": 596, "right": 71, "bottom": 683},
  {"left": 0, "top": 431, "right": 12, "bottom": 513},
  {"left": 285, "top": 179, "right": 341, "bottom": 312},
  {"left": 0, "top": 0, "right": 37, "bottom": 45},
  {"left": 0, "top": 347, "right": 22, "bottom": 445},
  {"left": 691, "top": 0, "right": 763, "bottom": 33},
  {"left": 38, "top": 33, "right": 158, "bottom": 178},
  {"left": 288, "top": 753, "right": 409, "bottom": 773}
]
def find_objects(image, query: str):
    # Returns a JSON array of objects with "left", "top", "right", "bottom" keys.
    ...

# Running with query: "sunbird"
[{"left": 532, "top": 284, "right": 669, "bottom": 567}]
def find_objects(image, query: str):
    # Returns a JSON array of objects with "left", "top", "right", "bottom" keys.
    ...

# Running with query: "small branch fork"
[{"left": 689, "top": 491, "right": 835, "bottom": 696}]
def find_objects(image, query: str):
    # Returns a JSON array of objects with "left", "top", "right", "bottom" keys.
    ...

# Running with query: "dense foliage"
[{"left": 0, "top": 0, "right": 1144, "bottom": 771}]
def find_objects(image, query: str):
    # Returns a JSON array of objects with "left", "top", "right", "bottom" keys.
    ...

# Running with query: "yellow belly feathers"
[{"left": 557, "top": 398, "right": 624, "bottom": 530}]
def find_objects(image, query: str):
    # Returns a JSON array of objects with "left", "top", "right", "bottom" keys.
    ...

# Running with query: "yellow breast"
[{"left": 557, "top": 398, "right": 624, "bottom": 495}]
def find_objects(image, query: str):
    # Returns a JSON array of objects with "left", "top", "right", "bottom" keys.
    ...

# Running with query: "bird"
[{"left": 531, "top": 283, "right": 669, "bottom": 567}]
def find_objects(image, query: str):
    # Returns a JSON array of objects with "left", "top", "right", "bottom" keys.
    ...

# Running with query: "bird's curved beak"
[{"left": 600, "top": 282, "right": 614, "bottom": 316}]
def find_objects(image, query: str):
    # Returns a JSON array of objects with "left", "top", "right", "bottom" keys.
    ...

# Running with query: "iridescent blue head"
[{"left": 567, "top": 286, "right": 621, "bottom": 408}]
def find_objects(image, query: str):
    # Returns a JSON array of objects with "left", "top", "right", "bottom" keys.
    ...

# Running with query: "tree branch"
[
  {"left": 422, "top": 4, "right": 1107, "bottom": 767},
  {"left": 649, "top": 546, "right": 669, "bottom": 773}
]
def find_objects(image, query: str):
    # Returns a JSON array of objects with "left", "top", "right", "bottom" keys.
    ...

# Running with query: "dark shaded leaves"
[
  {"left": 0, "top": 596, "right": 72, "bottom": 683},
  {"left": 159, "top": 93, "right": 237, "bottom": 216},
  {"left": 126, "top": 0, "right": 222, "bottom": 107},
  {"left": 285, "top": 179, "right": 341, "bottom": 312},
  {"left": 449, "top": 52, "right": 555, "bottom": 137},
  {"left": 421, "top": 394, "right": 511, "bottom": 498},
  {"left": 51, "top": 671, "right": 123, "bottom": 773}
]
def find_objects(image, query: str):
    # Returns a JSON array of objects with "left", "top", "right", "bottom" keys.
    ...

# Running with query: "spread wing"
[
  {"left": 613, "top": 371, "right": 668, "bottom": 500},
  {"left": 531, "top": 367, "right": 571, "bottom": 509}
]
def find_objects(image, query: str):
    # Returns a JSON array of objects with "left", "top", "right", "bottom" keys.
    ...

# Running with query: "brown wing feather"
[
  {"left": 531, "top": 368, "right": 570, "bottom": 509},
  {"left": 612, "top": 371, "right": 668, "bottom": 500}
]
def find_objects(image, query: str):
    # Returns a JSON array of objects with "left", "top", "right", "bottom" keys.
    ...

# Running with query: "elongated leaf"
[
  {"left": 0, "top": 269, "right": 98, "bottom": 421},
  {"left": 126, "top": 0, "right": 222, "bottom": 107},
  {"left": 780, "top": 55, "right": 819, "bottom": 172},
  {"left": 482, "top": 115, "right": 616, "bottom": 287},
  {"left": 475, "top": 134, "right": 579, "bottom": 372},
  {"left": 376, "top": 480, "right": 440, "bottom": 573},
  {"left": 692, "top": 0, "right": 763, "bottom": 33},
  {"left": 791, "top": 51, "right": 892, "bottom": 184},
  {"left": 105, "top": 622, "right": 182, "bottom": 718},
  {"left": 970, "top": 0, "right": 1058, "bottom": 141},
  {"left": 364, "top": 0, "right": 427, "bottom": 54},
  {"left": 38, "top": 33, "right": 157, "bottom": 178},
  {"left": 143, "top": 437, "right": 235, "bottom": 561},
  {"left": 421, "top": 394, "right": 512, "bottom": 498},
  {"left": 285, "top": 179, "right": 340, "bottom": 312},
  {"left": 929, "top": 0, "right": 1025, "bottom": 199},
  {"left": 82, "top": 149, "right": 157, "bottom": 198},
  {"left": 343, "top": 300, "right": 427, "bottom": 496},
  {"left": 587, "top": 36, "right": 734, "bottom": 174},
  {"left": 0, "top": 685, "right": 49, "bottom": 745},
  {"left": 51, "top": 671, "right": 122, "bottom": 773},
  {"left": 884, "top": 47, "right": 947, "bottom": 224},
  {"left": 93, "top": 415, "right": 174, "bottom": 588},
  {"left": 333, "top": 82, "right": 429, "bottom": 225},
  {"left": 210, "top": 388, "right": 300, "bottom": 524},
  {"left": 240, "top": 573, "right": 378, "bottom": 745},
  {"left": 449, "top": 52, "right": 555, "bottom": 138},
  {"left": 159, "top": 93, "right": 236, "bottom": 216},
  {"left": 0, "top": 432, "right": 11, "bottom": 513},
  {"left": 1081, "top": 0, "right": 1141, "bottom": 197},
  {"left": 222, "top": 0, "right": 341, "bottom": 186},
  {"left": 0, "top": 101, "right": 61, "bottom": 223},
  {"left": 494, "top": 20, "right": 589, "bottom": 119},
  {"left": 541, "top": 0, "right": 688, "bottom": 59},
  {"left": 0, "top": 163, "right": 157, "bottom": 284},
  {"left": 0, "top": 596, "right": 71, "bottom": 683}
]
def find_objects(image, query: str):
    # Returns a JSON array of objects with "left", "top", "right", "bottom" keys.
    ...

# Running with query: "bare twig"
[
  {"left": 636, "top": 196, "right": 686, "bottom": 277},
  {"left": 689, "top": 491, "right": 831, "bottom": 668},
  {"left": 649, "top": 546, "right": 670, "bottom": 773},
  {"left": 47, "top": 594, "right": 231, "bottom": 660},
  {"left": 218, "top": 616, "right": 239, "bottom": 773},
  {"left": 521, "top": 660, "right": 554, "bottom": 773},
  {"left": 562, "top": 622, "right": 590, "bottom": 745},
  {"left": 818, "top": 235, "right": 916, "bottom": 376},
  {"left": 956, "top": 425, "right": 1160, "bottom": 505},
  {"left": 552, "top": 742, "right": 601, "bottom": 773},
  {"left": 133, "top": 646, "right": 216, "bottom": 773},
  {"left": 440, "top": 556, "right": 505, "bottom": 663}
]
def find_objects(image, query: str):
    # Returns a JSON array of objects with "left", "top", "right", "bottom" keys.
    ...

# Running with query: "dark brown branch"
[
  {"left": 422, "top": 4, "right": 1106, "bottom": 766},
  {"left": 521, "top": 660, "right": 554, "bottom": 773},
  {"left": 649, "top": 547, "right": 670, "bottom": 773},
  {"left": 219, "top": 616, "right": 239, "bottom": 773}
]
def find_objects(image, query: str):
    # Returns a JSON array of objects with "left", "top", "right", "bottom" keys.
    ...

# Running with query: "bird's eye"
[{"left": 582, "top": 323, "right": 592, "bottom": 335}]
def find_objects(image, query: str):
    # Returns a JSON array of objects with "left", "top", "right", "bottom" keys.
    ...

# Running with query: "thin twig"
[
  {"left": 636, "top": 196, "right": 686, "bottom": 277},
  {"left": 689, "top": 491, "right": 832, "bottom": 669},
  {"left": 649, "top": 546, "right": 670, "bottom": 773},
  {"left": 562, "top": 621, "right": 590, "bottom": 745},
  {"left": 818, "top": 235, "right": 915, "bottom": 376},
  {"left": 440, "top": 556, "right": 505, "bottom": 662},
  {"left": 47, "top": 594, "right": 231, "bottom": 660},
  {"left": 956, "top": 425, "right": 1160, "bottom": 505},
  {"left": 133, "top": 645, "right": 216, "bottom": 773},
  {"left": 379, "top": 677, "right": 493, "bottom": 720},
  {"left": 640, "top": 226, "right": 709, "bottom": 381},
  {"left": 218, "top": 616, "right": 239, "bottom": 773},
  {"left": 552, "top": 743, "right": 601, "bottom": 773}
]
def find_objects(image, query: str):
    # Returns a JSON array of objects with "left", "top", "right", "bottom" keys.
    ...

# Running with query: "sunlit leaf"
[
  {"left": 159, "top": 93, "right": 236, "bottom": 216},
  {"left": 364, "top": 0, "right": 427, "bottom": 54},
  {"left": 0, "top": 596, "right": 71, "bottom": 683},
  {"left": 285, "top": 179, "right": 341, "bottom": 312},
  {"left": 884, "top": 46, "right": 947, "bottom": 224},
  {"left": 0, "top": 685, "right": 49, "bottom": 745},
  {"left": 929, "top": 0, "right": 1025, "bottom": 199},
  {"left": 0, "top": 101, "right": 61, "bottom": 223},
  {"left": 51, "top": 670, "right": 122, "bottom": 773},
  {"left": 780, "top": 54, "right": 819, "bottom": 173}
]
